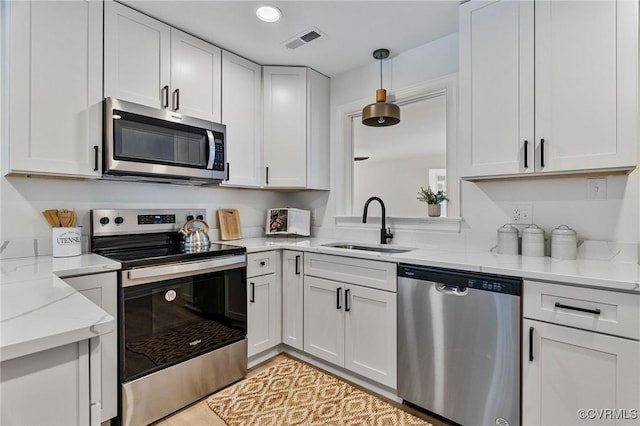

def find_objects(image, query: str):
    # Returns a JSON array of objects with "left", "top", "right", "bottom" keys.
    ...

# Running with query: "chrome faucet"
[{"left": 362, "top": 196, "right": 393, "bottom": 244}]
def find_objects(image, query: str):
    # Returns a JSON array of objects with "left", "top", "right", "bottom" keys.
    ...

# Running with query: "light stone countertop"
[
  {"left": 223, "top": 237, "right": 640, "bottom": 293},
  {"left": 3, "top": 237, "right": 638, "bottom": 362},
  {"left": 0, "top": 254, "right": 120, "bottom": 361}
]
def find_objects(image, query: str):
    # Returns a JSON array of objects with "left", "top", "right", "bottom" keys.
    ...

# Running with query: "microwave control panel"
[{"left": 213, "top": 133, "right": 225, "bottom": 171}]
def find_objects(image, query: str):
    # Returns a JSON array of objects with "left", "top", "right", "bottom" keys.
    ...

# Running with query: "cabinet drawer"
[
  {"left": 524, "top": 281, "right": 640, "bottom": 340},
  {"left": 247, "top": 251, "right": 277, "bottom": 277},
  {"left": 304, "top": 253, "right": 396, "bottom": 292}
]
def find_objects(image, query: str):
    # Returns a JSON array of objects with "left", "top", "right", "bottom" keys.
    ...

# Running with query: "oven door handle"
[{"left": 125, "top": 255, "right": 246, "bottom": 285}]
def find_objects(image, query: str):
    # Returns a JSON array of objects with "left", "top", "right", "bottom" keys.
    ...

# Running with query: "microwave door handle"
[{"left": 206, "top": 130, "right": 215, "bottom": 169}]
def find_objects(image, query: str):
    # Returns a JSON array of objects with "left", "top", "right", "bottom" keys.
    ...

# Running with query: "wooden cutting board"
[{"left": 218, "top": 209, "right": 242, "bottom": 240}]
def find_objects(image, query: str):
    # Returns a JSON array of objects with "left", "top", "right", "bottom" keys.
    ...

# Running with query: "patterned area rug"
[{"left": 207, "top": 356, "right": 432, "bottom": 426}]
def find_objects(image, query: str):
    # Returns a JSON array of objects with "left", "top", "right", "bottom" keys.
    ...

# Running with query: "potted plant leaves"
[{"left": 416, "top": 186, "right": 448, "bottom": 217}]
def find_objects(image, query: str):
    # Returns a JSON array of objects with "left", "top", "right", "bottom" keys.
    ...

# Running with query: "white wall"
[
  {"left": 0, "top": 176, "right": 289, "bottom": 258},
  {"left": 290, "top": 31, "right": 640, "bottom": 255}
]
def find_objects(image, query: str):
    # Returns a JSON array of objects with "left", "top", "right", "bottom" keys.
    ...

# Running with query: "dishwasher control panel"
[
  {"left": 467, "top": 278, "right": 516, "bottom": 295},
  {"left": 398, "top": 263, "right": 522, "bottom": 296}
]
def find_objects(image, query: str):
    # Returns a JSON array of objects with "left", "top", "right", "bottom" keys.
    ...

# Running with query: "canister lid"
[
  {"left": 497, "top": 224, "right": 518, "bottom": 234},
  {"left": 551, "top": 224, "right": 577, "bottom": 236},
  {"left": 522, "top": 224, "right": 544, "bottom": 234}
]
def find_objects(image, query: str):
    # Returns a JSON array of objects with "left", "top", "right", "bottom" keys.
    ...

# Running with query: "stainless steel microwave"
[{"left": 103, "top": 97, "right": 227, "bottom": 185}]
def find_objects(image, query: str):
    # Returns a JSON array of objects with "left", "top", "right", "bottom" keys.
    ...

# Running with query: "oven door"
[{"left": 120, "top": 256, "right": 246, "bottom": 383}]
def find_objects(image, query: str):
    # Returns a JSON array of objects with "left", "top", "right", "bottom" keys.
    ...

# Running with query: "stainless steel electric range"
[{"left": 91, "top": 209, "right": 247, "bottom": 426}]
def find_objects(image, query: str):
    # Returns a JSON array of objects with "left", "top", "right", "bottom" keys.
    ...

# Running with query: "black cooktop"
[{"left": 91, "top": 232, "right": 246, "bottom": 269}]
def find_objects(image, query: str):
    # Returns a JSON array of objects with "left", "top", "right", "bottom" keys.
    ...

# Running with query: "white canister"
[
  {"left": 522, "top": 224, "right": 545, "bottom": 257},
  {"left": 497, "top": 224, "right": 519, "bottom": 255},
  {"left": 551, "top": 225, "right": 578, "bottom": 260},
  {"left": 52, "top": 227, "right": 82, "bottom": 257}
]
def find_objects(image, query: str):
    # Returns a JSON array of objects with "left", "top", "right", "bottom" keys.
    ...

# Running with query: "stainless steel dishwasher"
[{"left": 397, "top": 264, "right": 522, "bottom": 426}]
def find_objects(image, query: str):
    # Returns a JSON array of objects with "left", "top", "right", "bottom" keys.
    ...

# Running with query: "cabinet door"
[
  {"left": 306, "top": 69, "right": 330, "bottom": 190},
  {"left": 344, "top": 285, "right": 397, "bottom": 388},
  {"left": 1, "top": 340, "right": 91, "bottom": 425},
  {"left": 63, "top": 272, "right": 117, "bottom": 423},
  {"left": 303, "top": 276, "right": 344, "bottom": 366},
  {"left": 221, "top": 51, "right": 263, "bottom": 187},
  {"left": 247, "top": 274, "right": 281, "bottom": 357},
  {"left": 8, "top": 0, "right": 103, "bottom": 178},
  {"left": 534, "top": 0, "right": 638, "bottom": 173},
  {"left": 282, "top": 251, "right": 304, "bottom": 350},
  {"left": 104, "top": 0, "right": 170, "bottom": 109},
  {"left": 263, "top": 66, "right": 307, "bottom": 188},
  {"left": 458, "top": 0, "right": 534, "bottom": 178},
  {"left": 170, "top": 28, "right": 221, "bottom": 122},
  {"left": 523, "top": 319, "right": 640, "bottom": 426}
]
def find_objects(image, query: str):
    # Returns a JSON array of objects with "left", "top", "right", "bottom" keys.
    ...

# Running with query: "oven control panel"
[
  {"left": 91, "top": 209, "right": 207, "bottom": 236},
  {"left": 138, "top": 214, "right": 176, "bottom": 225}
]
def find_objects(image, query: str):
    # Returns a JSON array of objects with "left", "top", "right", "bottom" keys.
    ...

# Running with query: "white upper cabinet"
[
  {"left": 458, "top": 0, "right": 534, "bottom": 178},
  {"left": 104, "top": 0, "right": 170, "bottom": 110},
  {"left": 221, "top": 51, "right": 262, "bottom": 187},
  {"left": 534, "top": 0, "right": 638, "bottom": 173},
  {"left": 459, "top": 0, "right": 638, "bottom": 179},
  {"left": 170, "top": 29, "right": 221, "bottom": 122},
  {"left": 104, "top": 1, "right": 221, "bottom": 122},
  {"left": 7, "top": 0, "right": 103, "bottom": 178},
  {"left": 263, "top": 66, "right": 330, "bottom": 189}
]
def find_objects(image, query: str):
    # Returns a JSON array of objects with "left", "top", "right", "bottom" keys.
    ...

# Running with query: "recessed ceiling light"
[{"left": 256, "top": 5, "right": 282, "bottom": 23}]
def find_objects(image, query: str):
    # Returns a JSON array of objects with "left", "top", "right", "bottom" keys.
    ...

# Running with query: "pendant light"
[{"left": 362, "top": 48, "right": 400, "bottom": 127}]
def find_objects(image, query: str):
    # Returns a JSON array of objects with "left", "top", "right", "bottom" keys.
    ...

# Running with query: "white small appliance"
[{"left": 266, "top": 208, "right": 311, "bottom": 236}]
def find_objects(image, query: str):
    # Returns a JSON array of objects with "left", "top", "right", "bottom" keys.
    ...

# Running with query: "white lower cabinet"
[
  {"left": 304, "top": 276, "right": 345, "bottom": 365},
  {"left": 247, "top": 251, "right": 281, "bottom": 357},
  {"left": 303, "top": 253, "right": 397, "bottom": 388},
  {"left": 523, "top": 281, "right": 640, "bottom": 426},
  {"left": 282, "top": 250, "right": 304, "bottom": 350},
  {"left": 523, "top": 319, "right": 640, "bottom": 426},
  {"left": 62, "top": 272, "right": 117, "bottom": 423},
  {"left": 344, "top": 283, "right": 396, "bottom": 386},
  {"left": 1, "top": 339, "right": 94, "bottom": 426}
]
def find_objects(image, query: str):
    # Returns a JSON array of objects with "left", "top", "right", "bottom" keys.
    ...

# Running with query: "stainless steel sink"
[{"left": 321, "top": 242, "right": 416, "bottom": 254}]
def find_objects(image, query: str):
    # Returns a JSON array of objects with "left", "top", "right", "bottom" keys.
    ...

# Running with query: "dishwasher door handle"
[{"left": 435, "top": 284, "right": 468, "bottom": 296}]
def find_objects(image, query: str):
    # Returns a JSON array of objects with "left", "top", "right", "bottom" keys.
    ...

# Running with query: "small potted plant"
[{"left": 416, "top": 186, "right": 448, "bottom": 217}]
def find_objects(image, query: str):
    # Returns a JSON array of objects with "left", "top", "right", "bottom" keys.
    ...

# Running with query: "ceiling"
[{"left": 119, "top": 1, "right": 460, "bottom": 77}]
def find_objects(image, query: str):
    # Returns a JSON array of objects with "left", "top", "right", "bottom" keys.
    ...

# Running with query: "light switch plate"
[{"left": 587, "top": 178, "right": 607, "bottom": 200}]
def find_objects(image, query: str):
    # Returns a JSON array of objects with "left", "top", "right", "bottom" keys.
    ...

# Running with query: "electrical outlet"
[
  {"left": 509, "top": 204, "right": 533, "bottom": 224},
  {"left": 587, "top": 178, "right": 607, "bottom": 200}
]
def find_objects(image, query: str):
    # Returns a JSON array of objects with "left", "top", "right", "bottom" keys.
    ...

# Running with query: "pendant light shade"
[{"left": 362, "top": 49, "right": 400, "bottom": 127}]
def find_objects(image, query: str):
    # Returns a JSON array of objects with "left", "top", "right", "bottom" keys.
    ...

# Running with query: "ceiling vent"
[{"left": 284, "top": 27, "right": 325, "bottom": 50}]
